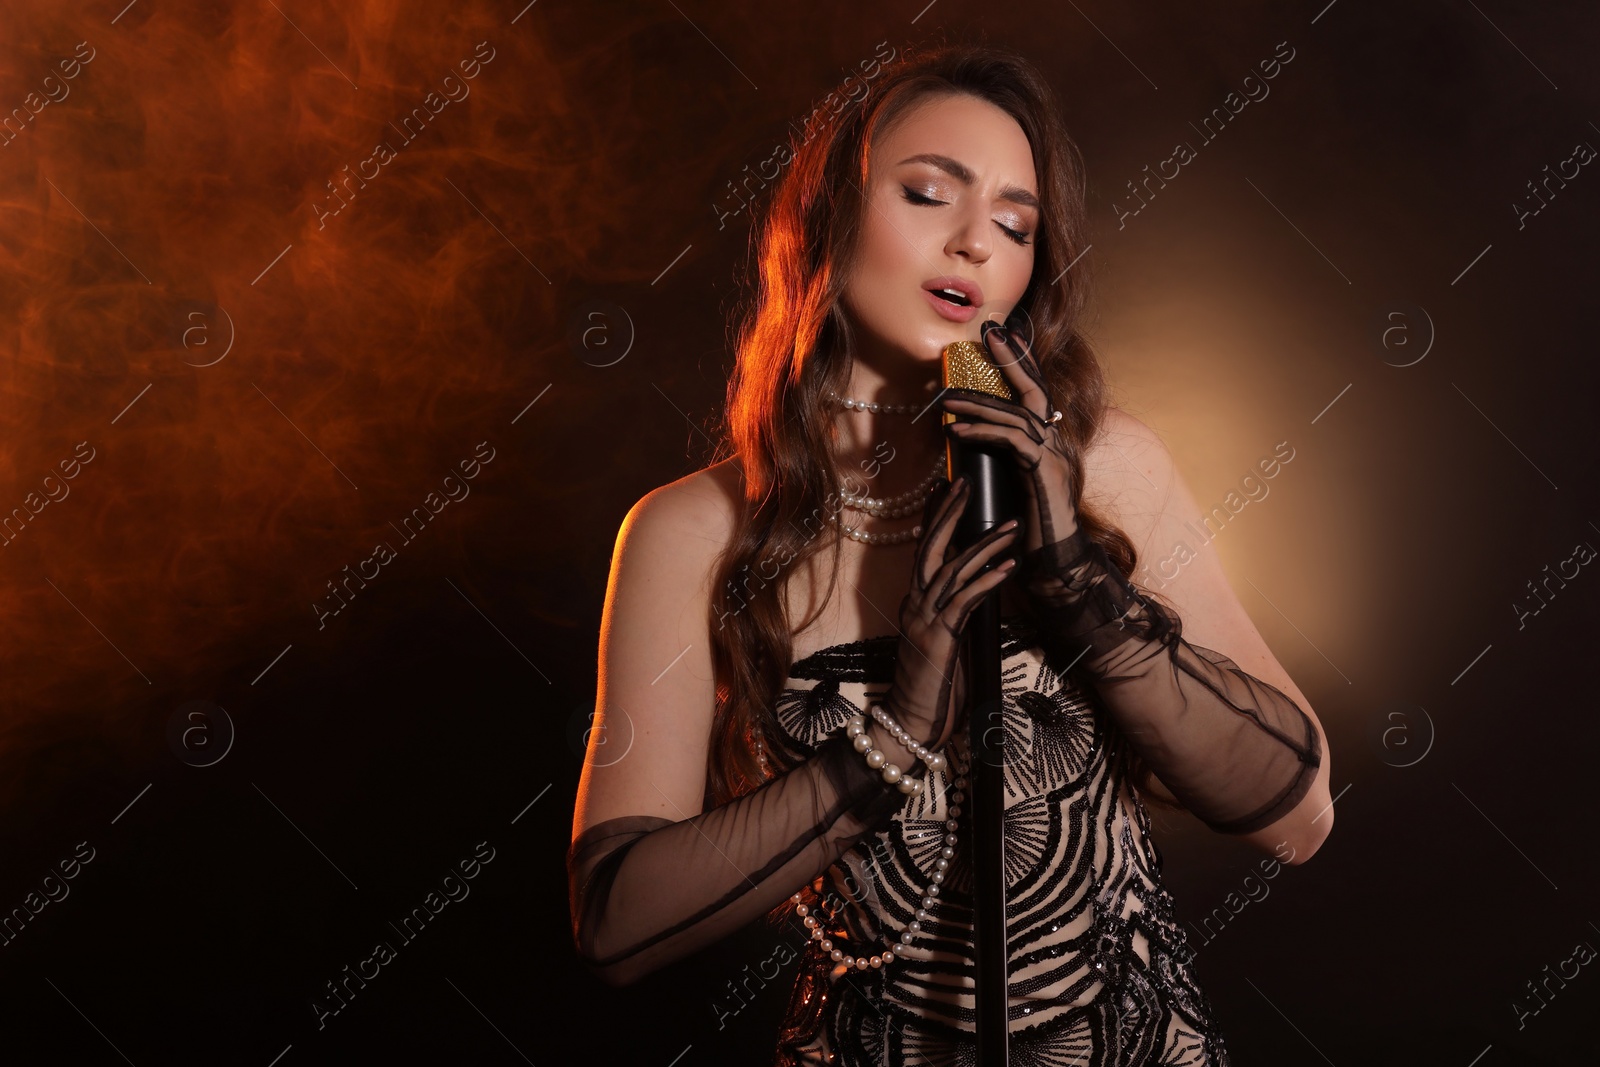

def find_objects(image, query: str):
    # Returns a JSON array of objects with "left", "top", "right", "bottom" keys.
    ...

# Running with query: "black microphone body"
[{"left": 949, "top": 447, "right": 1020, "bottom": 548}]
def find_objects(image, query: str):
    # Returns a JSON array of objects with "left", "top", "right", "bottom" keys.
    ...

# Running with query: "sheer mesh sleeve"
[
  {"left": 1020, "top": 527, "right": 1322, "bottom": 835},
  {"left": 567, "top": 730, "right": 908, "bottom": 987}
]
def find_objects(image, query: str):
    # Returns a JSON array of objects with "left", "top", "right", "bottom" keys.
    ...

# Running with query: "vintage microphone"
[{"left": 940, "top": 335, "right": 1025, "bottom": 1066}]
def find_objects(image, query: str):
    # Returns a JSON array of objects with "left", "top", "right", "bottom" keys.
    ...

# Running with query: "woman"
[{"left": 568, "top": 42, "right": 1332, "bottom": 1066}]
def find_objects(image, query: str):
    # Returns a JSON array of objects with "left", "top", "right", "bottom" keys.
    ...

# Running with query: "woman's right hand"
[{"left": 881, "top": 476, "right": 1020, "bottom": 759}]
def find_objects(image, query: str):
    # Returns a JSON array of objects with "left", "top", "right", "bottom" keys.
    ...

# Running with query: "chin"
[{"left": 923, "top": 327, "right": 973, "bottom": 355}]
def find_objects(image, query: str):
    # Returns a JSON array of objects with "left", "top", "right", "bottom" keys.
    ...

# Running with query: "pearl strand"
[
  {"left": 756, "top": 719, "right": 934, "bottom": 790},
  {"left": 846, "top": 712, "right": 925, "bottom": 794},
  {"left": 830, "top": 515, "right": 924, "bottom": 546},
  {"left": 826, "top": 388, "right": 924, "bottom": 416},
  {"left": 868, "top": 703, "right": 946, "bottom": 774},
  {"left": 839, "top": 455, "right": 946, "bottom": 517},
  {"left": 793, "top": 734, "right": 969, "bottom": 972}
]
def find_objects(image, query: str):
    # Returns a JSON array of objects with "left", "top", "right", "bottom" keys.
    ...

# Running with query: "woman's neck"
[{"left": 830, "top": 393, "right": 947, "bottom": 501}]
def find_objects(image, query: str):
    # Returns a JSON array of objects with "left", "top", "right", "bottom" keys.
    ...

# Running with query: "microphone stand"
[{"left": 941, "top": 340, "right": 1023, "bottom": 1067}]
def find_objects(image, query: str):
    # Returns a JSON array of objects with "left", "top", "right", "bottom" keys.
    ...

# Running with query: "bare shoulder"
[
  {"left": 600, "top": 457, "right": 744, "bottom": 658},
  {"left": 1078, "top": 405, "right": 1176, "bottom": 553},
  {"left": 626, "top": 456, "right": 743, "bottom": 563},
  {"left": 575, "top": 457, "right": 747, "bottom": 832},
  {"left": 671, "top": 456, "right": 744, "bottom": 530}
]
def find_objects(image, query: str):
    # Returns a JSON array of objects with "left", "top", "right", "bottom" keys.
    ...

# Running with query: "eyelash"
[{"left": 901, "top": 187, "right": 1033, "bottom": 246}]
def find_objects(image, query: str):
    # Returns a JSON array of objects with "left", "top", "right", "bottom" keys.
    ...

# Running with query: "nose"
[{"left": 944, "top": 206, "right": 991, "bottom": 264}]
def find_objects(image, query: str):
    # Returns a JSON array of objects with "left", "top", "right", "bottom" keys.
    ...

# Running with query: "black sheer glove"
[
  {"left": 567, "top": 731, "right": 907, "bottom": 987},
  {"left": 1020, "top": 527, "right": 1322, "bottom": 834},
  {"left": 881, "top": 475, "right": 1022, "bottom": 756}
]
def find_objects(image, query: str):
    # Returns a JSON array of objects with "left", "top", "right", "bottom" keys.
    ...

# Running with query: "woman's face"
[{"left": 841, "top": 92, "right": 1039, "bottom": 371}]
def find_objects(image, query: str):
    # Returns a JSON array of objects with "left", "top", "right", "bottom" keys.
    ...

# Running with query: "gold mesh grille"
[{"left": 940, "top": 340, "right": 1014, "bottom": 426}]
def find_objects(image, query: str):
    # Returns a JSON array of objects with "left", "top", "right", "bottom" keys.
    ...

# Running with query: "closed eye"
[{"left": 901, "top": 187, "right": 1032, "bottom": 247}]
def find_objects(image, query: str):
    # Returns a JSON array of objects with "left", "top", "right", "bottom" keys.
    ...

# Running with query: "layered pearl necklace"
[
  {"left": 794, "top": 729, "right": 970, "bottom": 972},
  {"left": 828, "top": 387, "right": 945, "bottom": 547}
]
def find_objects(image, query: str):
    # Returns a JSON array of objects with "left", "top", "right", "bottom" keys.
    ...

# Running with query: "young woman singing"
[{"left": 568, "top": 42, "right": 1331, "bottom": 1066}]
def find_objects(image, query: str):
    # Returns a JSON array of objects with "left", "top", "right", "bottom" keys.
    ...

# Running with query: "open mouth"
[{"left": 929, "top": 287, "right": 971, "bottom": 307}]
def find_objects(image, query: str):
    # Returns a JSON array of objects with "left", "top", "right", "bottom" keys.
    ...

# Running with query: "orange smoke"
[{"left": 0, "top": 2, "right": 610, "bottom": 804}]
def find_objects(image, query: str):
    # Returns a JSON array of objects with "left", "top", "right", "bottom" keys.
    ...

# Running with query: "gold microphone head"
[{"left": 941, "top": 340, "right": 1015, "bottom": 425}]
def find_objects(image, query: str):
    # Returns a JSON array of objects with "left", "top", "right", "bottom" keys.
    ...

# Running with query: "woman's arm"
[
  {"left": 568, "top": 474, "right": 907, "bottom": 987},
  {"left": 1033, "top": 412, "right": 1333, "bottom": 859},
  {"left": 569, "top": 736, "right": 906, "bottom": 988}
]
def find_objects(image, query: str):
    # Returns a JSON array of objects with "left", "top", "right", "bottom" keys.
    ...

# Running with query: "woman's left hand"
[{"left": 940, "top": 319, "right": 1080, "bottom": 554}]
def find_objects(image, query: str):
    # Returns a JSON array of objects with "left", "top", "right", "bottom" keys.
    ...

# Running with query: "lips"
[
  {"left": 922, "top": 288, "right": 978, "bottom": 322},
  {"left": 922, "top": 276, "right": 982, "bottom": 323},
  {"left": 922, "top": 275, "right": 984, "bottom": 308}
]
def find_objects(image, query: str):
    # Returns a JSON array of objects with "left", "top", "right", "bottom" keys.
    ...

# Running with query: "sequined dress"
[
  {"left": 569, "top": 522, "right": 1322, "bottom": 1063},
  {"left": 769, "top": 612, "right": 1233, "bottom": 1066}
]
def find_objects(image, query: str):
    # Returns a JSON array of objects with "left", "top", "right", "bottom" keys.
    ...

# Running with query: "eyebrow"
[{"left": 896, "top": 152, "right": 1041, "bottom": 210}]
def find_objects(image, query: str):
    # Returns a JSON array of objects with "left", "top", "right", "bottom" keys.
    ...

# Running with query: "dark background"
[{"left": 0, "top": 0, "right": 1596, "bottom": 1063}]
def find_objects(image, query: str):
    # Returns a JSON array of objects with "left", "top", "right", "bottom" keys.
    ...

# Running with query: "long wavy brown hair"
[{"left": 703, "top": 41, "right": 1182, "bottom": 818}]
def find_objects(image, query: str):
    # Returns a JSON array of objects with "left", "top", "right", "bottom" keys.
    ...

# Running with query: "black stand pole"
[{"left": 948, "top": 435, "right": 1019, "bottom": 1067}]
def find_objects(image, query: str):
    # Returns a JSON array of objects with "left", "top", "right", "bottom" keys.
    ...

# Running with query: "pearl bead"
[
  {"left": 852, "top": 734, "right": 873, "bottom": 754},
  {"left": 881, "top": 763, "right": 901, "bottom": 784},
  {"left": 865, "top": 749, "right": 886, "bottom": 769}
]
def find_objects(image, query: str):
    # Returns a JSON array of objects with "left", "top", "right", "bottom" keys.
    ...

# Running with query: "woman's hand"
[
  {"left": 939, "top": 319, "right": 1080, "bottom": 554},
  {"left": 882, "top": 476, "right": 1020, "bottom": 757}
]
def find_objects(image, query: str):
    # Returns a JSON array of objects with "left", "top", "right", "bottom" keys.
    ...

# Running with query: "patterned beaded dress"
[
  {"left": 568, "top": 521, "right": 1321, "bottom": 1066},
  {"left": 770, "top": 610, "right": 1232, "bottom": 1066}
]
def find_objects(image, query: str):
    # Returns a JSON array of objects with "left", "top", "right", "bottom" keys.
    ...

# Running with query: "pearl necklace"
[
  {"left": 793, "top": 732, "right": 970, "bottom": 972},
  {"left": 839, "top": 454, "right": 946, "bottom": 518},
  {"left": 826, "top": 384, "right": 944, "bottom": 546},
  {"left": 826, "top": 388, "right": 926, "bottom": 416},
  {"left": 830, "top": 453, "right": 946, "bottom": 546},
  {"left": 830, "top": 513, "right": 923, "bottom": 546}
]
